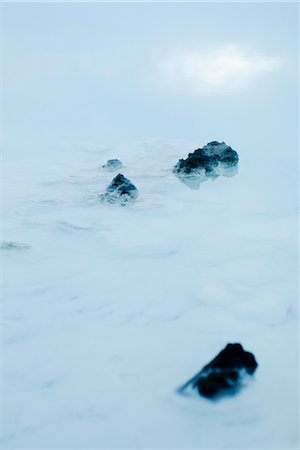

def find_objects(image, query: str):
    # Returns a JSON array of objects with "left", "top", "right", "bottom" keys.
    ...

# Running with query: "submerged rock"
[
  {"left": 100, "top": 173, "right": 138, "bottom": 205},
  {"left": 173, "top": 141, "right": 239, "bottom": 189},
  {"left": 177, "top": 343, "right": 258, "bottom": 399},
  {"left": 102, "top": 159, "right": 123, "bottom": 171},
  {"left": 0, "top": 241, "right": 31, "bottom": 250}
]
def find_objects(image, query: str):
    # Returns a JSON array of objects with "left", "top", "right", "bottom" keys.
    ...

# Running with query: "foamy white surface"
[{"left": 1, "top": 140, "right": 299, "bottom": 448}]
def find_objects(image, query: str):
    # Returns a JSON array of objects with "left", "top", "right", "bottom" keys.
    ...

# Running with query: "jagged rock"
[
  {"left": 173, "top": 141, "right": 239, "bottom": 189},
  {"left": 102, "top": 159, "right": 123, "bottom": 171},
  {"left": 100, "top": 174, "right": 138, "bottom": 205},
  {"left": 177, "top": 343, "right": 258, "bottom": 399}
]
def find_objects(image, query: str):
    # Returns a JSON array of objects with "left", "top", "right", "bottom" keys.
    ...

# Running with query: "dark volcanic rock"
[
  {"left": 102, "top": 159, "right": 123, "bottom": 171},
  {"left": 100, "top": 173, "right": 138, "bottom": 205},
  {"left": 178, "top": 343, "right": 258, "bottom": 399},
  {"left": 173, "top": 141, "right": 239, "bottom": 189}
]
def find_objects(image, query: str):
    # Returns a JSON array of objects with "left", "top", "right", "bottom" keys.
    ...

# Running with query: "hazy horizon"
[{"left": 3, "top": 2, "right": 299, "bottom": 161}]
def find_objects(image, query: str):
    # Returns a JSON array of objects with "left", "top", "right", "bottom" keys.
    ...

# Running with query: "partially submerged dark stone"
[
  {"left": 100, "top": 173, "right": 138, "bottom": 205},
  {"left": 178, "top": 343, "right": 258, "bottom": 399},
  {"left": 102, "top": 159, "right": 123, "bottom": 171},
  {"left": 173, "top": 141, "right": 239, "bottom": 189},
  {"left": 0, "top": 241, "right": 31, "bottom": 250}
]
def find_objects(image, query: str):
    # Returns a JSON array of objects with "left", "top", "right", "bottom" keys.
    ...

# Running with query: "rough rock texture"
[
  {"left": 102, "top": 159, "right": 123, "bottom": 171},
  {"left": 173, "top": 141, "right": 239, "bottom": 189},
  {"left": 100, "top": 174, "right": 138, "bottom": 205},
  {"left": 178, "top": 343, "right": 258, "bottom": 399}
]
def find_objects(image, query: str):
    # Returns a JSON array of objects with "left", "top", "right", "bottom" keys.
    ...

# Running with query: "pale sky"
[{"left": 3, "top": 2, "right": 299, "bottom": 160}]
